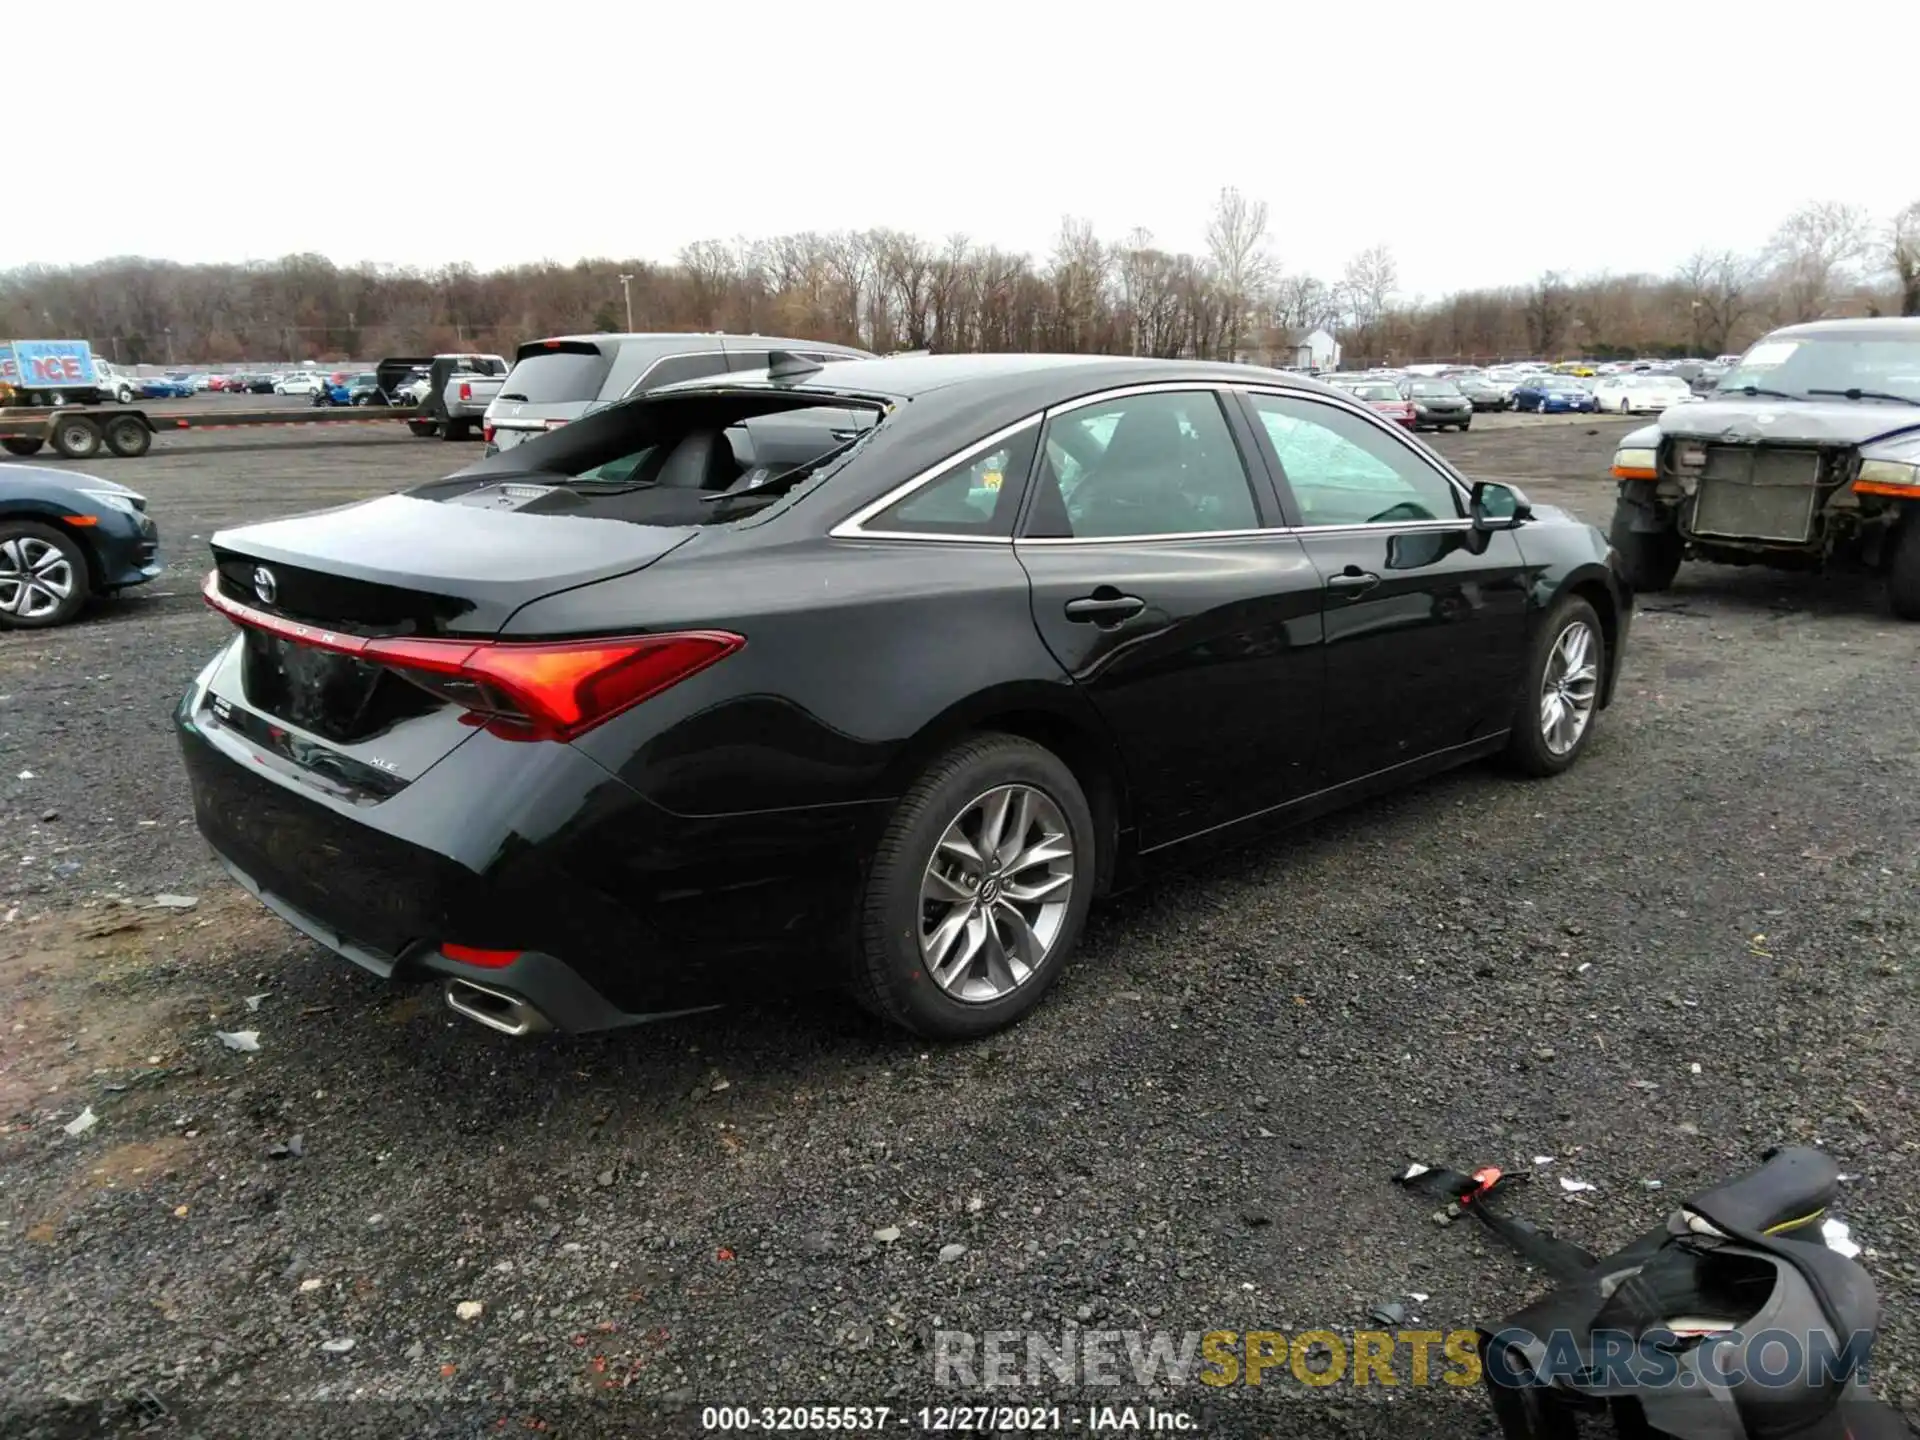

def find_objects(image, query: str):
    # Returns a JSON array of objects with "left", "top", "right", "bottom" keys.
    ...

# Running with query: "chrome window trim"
[
  {"left": 829, "top": 415, "right": 1042, "bottom": 541},
  {"left": 620, "top": 349, "right": 734, "bottom": 399},
  {"left": 828, "top": 379, "right": 1483, "bottom": 546}
]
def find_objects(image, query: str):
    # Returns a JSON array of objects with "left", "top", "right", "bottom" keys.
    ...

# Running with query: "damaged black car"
[{"left": 1607, "top": 317, "right": 1920, "bottom": 617}]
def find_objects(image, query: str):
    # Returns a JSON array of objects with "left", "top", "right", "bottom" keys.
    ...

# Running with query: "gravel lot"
[{"left": 3, "top": 416, "right": 1917, "bottom": 1439}]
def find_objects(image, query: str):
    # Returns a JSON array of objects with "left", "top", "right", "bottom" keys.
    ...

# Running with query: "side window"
[
  {"left": 863, "top": 425, "right": 1039, "bottom": 538},
  {"left": 726, "top": 350, "right": 771, "bottom": 374},
  {"left": 632, "top": 352, "right": 729, "bottom": 393},
  {"left": 1026, "top": 391, "right": 1259, "bottom": 540},
  {"left": 1248, "top": 394, "right": 1463, "bottom": 527}
]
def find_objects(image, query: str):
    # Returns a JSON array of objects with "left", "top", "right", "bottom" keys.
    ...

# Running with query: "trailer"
[{"left": 0, "top": 402, "right": 423, "bottom": 460}]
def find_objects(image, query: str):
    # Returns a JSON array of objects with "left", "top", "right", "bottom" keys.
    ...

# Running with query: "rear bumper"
[{"left": 175, "top": 672, "right": 882, "bottom": 1030}]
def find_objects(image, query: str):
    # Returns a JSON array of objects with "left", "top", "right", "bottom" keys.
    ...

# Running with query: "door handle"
[
  {"left": 1064, "top": 591, "right": 1146, "bottom": 624},
  {"left": 1326, "top": 567, "right": 1380, "bottom": 597}
]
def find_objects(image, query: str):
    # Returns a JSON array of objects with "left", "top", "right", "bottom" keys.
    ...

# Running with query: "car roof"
[
  {"left": 677, "top": 352, "right": 1333, "bottom": 408},
  {"left": 523, "top": 332, "right": 869, "bottom": 354},
  {"left": 1764, "top": 317, "right": 1920, "bottom": 342}
]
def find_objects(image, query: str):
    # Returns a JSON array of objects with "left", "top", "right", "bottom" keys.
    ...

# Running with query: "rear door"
[
  {"left": 1013, "top": 385, "right": 1325, "bottom": 850},
  {"left": 1240, "top": 391, "right": 1531, "bottom": 788}
]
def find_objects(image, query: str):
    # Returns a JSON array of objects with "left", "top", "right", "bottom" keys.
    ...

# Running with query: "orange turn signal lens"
[{"left": 1611, "top": 466, "right": 1657, "bottom": 481}]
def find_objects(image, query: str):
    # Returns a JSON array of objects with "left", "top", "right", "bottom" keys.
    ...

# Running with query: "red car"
[{"left": 1350, "top": 381, "right": 1416, "bottom": 427}]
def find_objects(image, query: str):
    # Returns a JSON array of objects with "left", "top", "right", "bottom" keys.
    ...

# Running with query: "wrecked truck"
[{"left": 1606, "top": 317, "right": 1920, "bottom": 618}]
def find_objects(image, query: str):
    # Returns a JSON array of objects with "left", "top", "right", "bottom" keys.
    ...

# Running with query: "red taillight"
[
  {"left": 201, "top": 571, "right": 743, "bottom": 741},
  {"left": 440, "top": 943, "right": 521, "bottom": 968},
  {"left": 459, "top": 381, "right": 472, "bottom": 401},
  {"left": 483, "top": 424, "right": 495, "bottom": 445}
]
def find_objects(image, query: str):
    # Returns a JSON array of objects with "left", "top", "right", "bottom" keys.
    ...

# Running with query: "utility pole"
[
  {"left": 165, "top": 328, "right": 175, "bottom": 365},
  {"left": 619, "top": 274, "right": 634, "bottom": 332}
]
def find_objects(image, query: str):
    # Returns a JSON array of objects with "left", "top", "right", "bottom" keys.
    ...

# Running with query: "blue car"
[
  {"left": 1512, "top": 377, "right": 1599, "bottom": 414},
  {"left": 138, "top": 377, "right": 195, "bottom": 399}
]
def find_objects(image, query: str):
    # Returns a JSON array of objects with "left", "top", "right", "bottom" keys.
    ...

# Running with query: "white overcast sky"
[{"left": 12, "top": 1, "right": 1916, "bottom": 297}]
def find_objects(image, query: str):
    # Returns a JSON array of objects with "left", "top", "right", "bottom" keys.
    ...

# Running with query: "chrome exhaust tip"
[{"left": 444, "top": 978, "right": 552, "bottom": 1037}]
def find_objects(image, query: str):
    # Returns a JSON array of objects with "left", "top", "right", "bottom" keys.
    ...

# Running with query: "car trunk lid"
[{"left": 201, "top": 493, "right": 700, "bottom": 779}]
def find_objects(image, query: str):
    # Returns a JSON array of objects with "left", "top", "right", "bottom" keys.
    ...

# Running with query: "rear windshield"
[{"left": 497, "top": 346, "right": 614, "bottom": 405}]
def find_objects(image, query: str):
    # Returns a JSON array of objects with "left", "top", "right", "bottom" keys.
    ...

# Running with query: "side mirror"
[{"left": 1470, "top": 480, "right": 1532, "bottom": 532}]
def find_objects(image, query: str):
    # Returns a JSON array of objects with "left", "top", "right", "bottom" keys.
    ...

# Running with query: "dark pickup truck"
[{"left": 1607, "top": 317, "right": 1920, "bottom": 619}]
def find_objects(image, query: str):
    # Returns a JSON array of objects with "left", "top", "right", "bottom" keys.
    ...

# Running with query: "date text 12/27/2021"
[{"left": 700, "top": 1406, "right": 1196, "bottom": 1432}]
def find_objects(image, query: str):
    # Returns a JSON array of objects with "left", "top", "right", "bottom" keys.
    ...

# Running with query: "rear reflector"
[
  {"left": 201, "top": 571, "right": 743, "bottom": 741},
  {"left": 440, "top": 943, "right": 522, "bottom": 968}
]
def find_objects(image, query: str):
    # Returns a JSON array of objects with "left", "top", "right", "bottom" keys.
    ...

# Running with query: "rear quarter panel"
[{"left": 510, "top": 534, "right": 1092, "bottom": 819}]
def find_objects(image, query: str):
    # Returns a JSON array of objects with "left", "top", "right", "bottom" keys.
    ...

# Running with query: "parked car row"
[{"left": 1321, "top": 357, "right": 1703, "bottom": 422}]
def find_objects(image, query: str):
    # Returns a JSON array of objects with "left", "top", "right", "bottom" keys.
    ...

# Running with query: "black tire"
[
  {"left": 104, "top": 415, "right": 151, "bottom": 458},
  {"left": 1607, "top": 502, "right": 1683, "bottom": 592},
  {"left": 1, "top": 437, "right": 45, "bottom": 457},
  {"left": 407, "top": 419, "right": 438, "bottom": 438},
  {"left": 1505, "top": 595, "right": 1606, "bottom": 778},
  {"left": 442, "top": 420, "right": 472, "bottom": 441},
  {"left": 1457, "top": 419, "right": 1471, "bottom": 431},
  {"left": 852, "top": 733, "right": 1096, "bottom": 1039},
  {"left": 1887, "top": 517, "right": 1920, "bottom": 621},
  {"left": 50, "top": 415, "right": 102, "bottom": 459},
  {"left": 0, "top": 519, "right": 90, "bottom": 629}
]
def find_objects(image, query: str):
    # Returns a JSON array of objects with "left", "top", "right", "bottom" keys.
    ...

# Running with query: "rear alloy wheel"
[
  {"left": 1506, "top": 597, "right": 1605, "bottom": 777},
  {"left": 1887, "top": 519, "right": 1920, "bottom": 621},
  {"left": 853, "top": 733, "right": 1094, "bottom": 1038},
  {"left": 0, "top": 520, "right": 89, "bottom": 628}
]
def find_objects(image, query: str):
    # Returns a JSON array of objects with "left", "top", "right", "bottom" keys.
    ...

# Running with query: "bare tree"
[
  {"left": 1204, "top": 186, "right": 1274, "bottom": 360},
  {"left": 1891, "top": 200, "right": 1920, "bottom": 318},
  {"left": 1523, "top": 272, "right": 1573, "bottom": 356},
  {"left": 1675, "top": 249, "right": 1757, "bottom": 354},
  {"left": 1766, "top": 201, "right": 1871, "bottom": 323}
]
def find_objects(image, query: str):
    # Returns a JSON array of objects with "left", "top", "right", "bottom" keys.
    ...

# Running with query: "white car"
[
  {"left": 273, "top": 373, "right": 324, "bottom": 396},
  {"left": 92, "top": 362, "right": 137, "bottom": 404},
  {"left": 1591, "top": 373, "right": 1694, "bottom": 414}
]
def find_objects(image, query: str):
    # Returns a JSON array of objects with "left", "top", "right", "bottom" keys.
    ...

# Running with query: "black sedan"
[
  {"left": 177, "top": 355, "right": 1631, "bottom": 1041},
  {"left": 0, "top": 466, "right": 161, "bottom": 628},
  {"left": 1401, "top": 379, "right": 1475, "bottom": 430},
  {"left": 1455, "top": 375, "right": 1513, "bottom": 412}
]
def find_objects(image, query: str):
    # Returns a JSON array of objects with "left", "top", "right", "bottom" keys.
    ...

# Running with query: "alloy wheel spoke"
[
  {"left": 936, "top": 829, "right": 986, "bottom": 877},
  {"left": 1541, "top": 691, "right": 1564, "bottom": 735},
  {"left": 994, "top": 788, "right": 1032, "bottom": 867},
  {"left": 976, "top": 788, "right": 1015, "bottom": 859},
  {"left": 1010, "top": 830, "right": 1072, "bottom": 874},
  {"left": 992, "top": 900, "right": 1042, "bottom": 977},
  {"left": 921, "top": 866, "right": 976, "bottom": 905},
  {"left": 1001, "top": 870, "right": 1071, "bottom": 904},
  {"left": 934, "top": 910, "right": 991, "bottom": 991},
  {"left": 0, "top": 581, "right": 24, "bottom": 615},
  {"left": 923, "top": 906, "right": 975, "bottom": 973}
]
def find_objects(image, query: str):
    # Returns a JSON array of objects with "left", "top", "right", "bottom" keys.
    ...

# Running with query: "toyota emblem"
[{"left": 252, "top": 566, "right": 278, "bottom": 605}]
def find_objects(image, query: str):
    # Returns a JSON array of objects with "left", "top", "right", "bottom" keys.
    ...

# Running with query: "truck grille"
[{"left": 1689, "top": 446, "right": 1821, "bottom": 543}]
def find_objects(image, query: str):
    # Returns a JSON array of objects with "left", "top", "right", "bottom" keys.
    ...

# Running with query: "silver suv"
[{"left": 482, "top": 333, "right": 870, "bottom": 454}]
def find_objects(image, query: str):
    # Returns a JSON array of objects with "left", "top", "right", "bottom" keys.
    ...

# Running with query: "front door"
[
  {"left": 1240, "top": 391, "right": 1532, "bottom": 788},
  {"left": 1015, "top": 387, "right": 1326, "bottom": 850}
]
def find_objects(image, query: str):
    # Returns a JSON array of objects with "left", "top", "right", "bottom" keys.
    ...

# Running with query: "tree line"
[{"left": 3, "top": 193, "right": 1916, "bottom": 369}]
